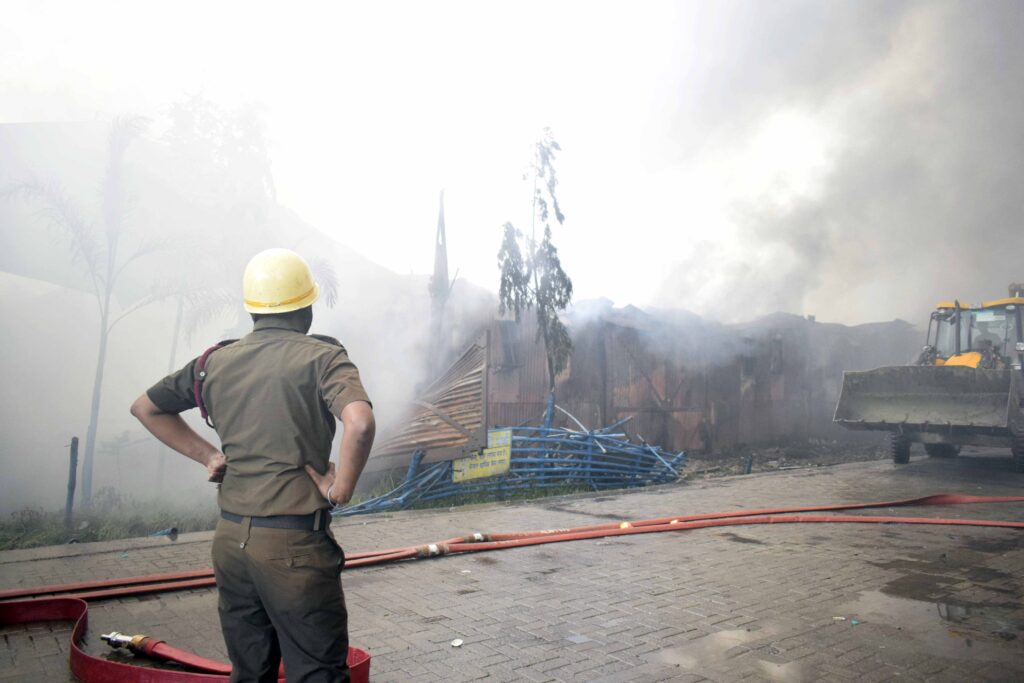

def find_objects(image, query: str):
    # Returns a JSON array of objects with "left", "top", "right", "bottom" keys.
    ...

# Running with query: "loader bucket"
[{"left": 834, "top": 366, "right": 1018, "bottom": 433}]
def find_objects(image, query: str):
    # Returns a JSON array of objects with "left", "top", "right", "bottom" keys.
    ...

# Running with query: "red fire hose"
[
  {"left": 0, "top": 596, "right": 370, "bottom": 682},
  {"left": 1, "top": 492, "right": 1022, "bottom": 681}
]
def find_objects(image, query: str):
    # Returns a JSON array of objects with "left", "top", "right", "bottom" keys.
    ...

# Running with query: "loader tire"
[
  {"left": 1013, "top": 433, "right": 1024, "bottom": 474},
  {"left": 891, "top": 434, "right": 911, "bottom": 465},
  {"left": 924, "top": 444, "right": 959, "bottom": 458}
]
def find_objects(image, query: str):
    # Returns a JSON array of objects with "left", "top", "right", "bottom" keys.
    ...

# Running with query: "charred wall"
[
  {"left": 485, "top": 306, "right": 920, "bottom": 453},
  {"left": 366, "top": 303, "right": 920, "bottom": 473}
]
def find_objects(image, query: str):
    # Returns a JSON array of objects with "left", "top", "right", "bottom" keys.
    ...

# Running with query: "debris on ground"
[{"left": 685, "top": 437, "right": 889, "bottom": 480}]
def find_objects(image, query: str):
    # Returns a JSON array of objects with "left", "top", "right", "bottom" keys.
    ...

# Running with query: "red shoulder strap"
[{"left": 193, "top": 343, "right": 225, "bottom": 428}]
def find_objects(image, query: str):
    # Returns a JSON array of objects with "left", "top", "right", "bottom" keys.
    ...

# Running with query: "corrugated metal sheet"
[
  {"left": 367, "top": 333, "right": 488, "bottom": 473},
  {"left": 370, "top": 307, "right": 922, "bottom": 476},
  {"left": 489, "top": 402, "right": 549, "bottom": 429},
  {"left": 489, "top": 316, "right": 553, "bottom": 430}
]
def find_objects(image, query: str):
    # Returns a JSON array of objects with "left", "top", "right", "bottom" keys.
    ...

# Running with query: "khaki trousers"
[{"left": 212, "top": 516, "right": 349, "bottom": 683}]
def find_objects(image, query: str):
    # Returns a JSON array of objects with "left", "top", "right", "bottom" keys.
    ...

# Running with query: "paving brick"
[{"left": 3, "top": 457, "right": 1024, "bottom": 682}]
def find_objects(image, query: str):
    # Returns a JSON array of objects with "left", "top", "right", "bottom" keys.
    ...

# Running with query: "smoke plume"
[{"left": 655, "top": 1, "right": 1024, "bottom": 324}]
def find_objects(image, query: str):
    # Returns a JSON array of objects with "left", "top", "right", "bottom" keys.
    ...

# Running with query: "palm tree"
[{"left": 5, "top": 117, "right": 169, "bottom": 506}]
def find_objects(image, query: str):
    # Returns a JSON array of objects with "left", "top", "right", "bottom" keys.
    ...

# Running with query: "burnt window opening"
[
  {"left": 498, "top": 320, "right": 520, "bottom": 370},
  {"left": 770, "top": 335, "right": 783, "bottom": 375},
  {"left": 741, "top": 337, "right": 756, "bottom": 377}
]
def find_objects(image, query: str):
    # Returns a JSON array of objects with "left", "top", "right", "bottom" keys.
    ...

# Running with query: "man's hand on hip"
[
  {"left": 304, "top": 462, "right": 342, "bottom": 505},
  {"left": 207, "top": 452, "right": 227, "bottom": 482},
  {"left": 130, "top": 393, "right": 225, "bottom": 484}
]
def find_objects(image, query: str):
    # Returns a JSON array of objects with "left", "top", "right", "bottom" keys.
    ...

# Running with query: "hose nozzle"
[
  {"left": 100, "top": 631, "right": 148, "bottom": 652},
  {"left": 101, "top": 632, "right": 132, "bottom": 648}
]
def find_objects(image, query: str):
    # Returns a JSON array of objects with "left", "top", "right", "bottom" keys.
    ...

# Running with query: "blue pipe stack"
[{"left": 336, "top": 420, "right": 687, "bottom": 517}]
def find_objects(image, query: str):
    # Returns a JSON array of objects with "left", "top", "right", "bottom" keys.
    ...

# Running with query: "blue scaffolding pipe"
[{"left": 334, "top": 417, "right": 687, "bottom": 517}]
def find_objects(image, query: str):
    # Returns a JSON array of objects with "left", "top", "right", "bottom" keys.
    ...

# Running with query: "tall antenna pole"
[{"left": 428, "top": 190, "right": 450, "bottom": 376}]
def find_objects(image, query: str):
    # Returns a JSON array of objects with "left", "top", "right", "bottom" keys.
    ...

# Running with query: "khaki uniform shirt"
[{"left": 147, "top": 316, "right": 371, "bottom": 516}]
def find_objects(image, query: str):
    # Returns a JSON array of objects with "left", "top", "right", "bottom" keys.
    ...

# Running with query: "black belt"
[{"left": 220, "top": 509, "right": 328, "bottom": 531}]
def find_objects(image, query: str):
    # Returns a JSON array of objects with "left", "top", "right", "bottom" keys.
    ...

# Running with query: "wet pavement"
[{"left": 2, "top": 448, "right": 1023, "bottom": 682}]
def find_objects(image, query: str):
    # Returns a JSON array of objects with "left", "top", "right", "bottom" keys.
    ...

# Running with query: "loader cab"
[
  {"left": 972, "top": 298, "right": 1024, "bottom": 370},
  {"left": 923, "top": 302, "right": 969, "bottom": 365},
  {"left": 924, "top": 299, "right": 1024, "bottom": 370}
]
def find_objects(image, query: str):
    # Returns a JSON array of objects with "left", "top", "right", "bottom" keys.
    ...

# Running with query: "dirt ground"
[{"left": 686, "top": 434, "right": 892, "bottom": 480}]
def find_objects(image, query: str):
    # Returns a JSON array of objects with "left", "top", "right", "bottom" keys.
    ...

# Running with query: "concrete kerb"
[
  {"left": 0, "top": 530, "right": 216, "bottom": 566},
  {"left": 0, "top": 458, "right": 890, "bottom": 568}
]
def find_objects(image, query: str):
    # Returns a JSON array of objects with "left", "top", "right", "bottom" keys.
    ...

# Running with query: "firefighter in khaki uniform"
[{"left": 131, "top": 248, "right": 375, "bottom": 683}]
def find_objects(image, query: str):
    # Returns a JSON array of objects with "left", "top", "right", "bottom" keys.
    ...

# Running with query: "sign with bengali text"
[{"left": 453, "top": 429, "right": 513, "bottom": 482}]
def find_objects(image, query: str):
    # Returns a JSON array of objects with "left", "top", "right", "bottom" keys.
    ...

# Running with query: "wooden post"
[{"left": 65, "top": 437, "right": 79, "bottom": 528}]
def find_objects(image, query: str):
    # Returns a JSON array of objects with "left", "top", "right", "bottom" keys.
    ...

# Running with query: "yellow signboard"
[
  {"left": 453, "top": 436, "right": 512, "bottom": 483},
  {"left": 487, "top": 429, "right": 512, "bottom": 448}
]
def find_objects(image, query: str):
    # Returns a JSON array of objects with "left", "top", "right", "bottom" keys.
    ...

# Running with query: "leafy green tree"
[{"left": 497, "top": 128, "right": 574, "bottom": 389}]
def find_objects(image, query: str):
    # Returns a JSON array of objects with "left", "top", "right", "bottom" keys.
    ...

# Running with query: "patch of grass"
[
  {"left": 1, "top": 479, "right": 606, "bottom": 550},
  {"left": 0, "top": 487, "right": 219, "bottom": 551},
  {"left": 346, "top": 472, "right": 400, "bottom": 506}
]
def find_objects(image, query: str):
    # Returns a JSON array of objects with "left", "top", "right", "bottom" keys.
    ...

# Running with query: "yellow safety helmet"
[{"left": 242, "top": 248, "right": 321, "bottom": 314}]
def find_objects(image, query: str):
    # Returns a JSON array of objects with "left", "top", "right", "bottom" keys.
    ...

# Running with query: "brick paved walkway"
[{"left": 2, "top": 451, "right": 1023, "bottom": 682}]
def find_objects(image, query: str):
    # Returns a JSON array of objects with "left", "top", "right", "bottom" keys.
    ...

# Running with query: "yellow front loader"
[{"left": 834, "top": 286, "right": 1024, "bottom": 471}]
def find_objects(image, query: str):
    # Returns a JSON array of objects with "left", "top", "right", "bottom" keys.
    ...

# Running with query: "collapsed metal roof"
[{"left": 367, "top": 332, "right": 489, "bottom": 473}]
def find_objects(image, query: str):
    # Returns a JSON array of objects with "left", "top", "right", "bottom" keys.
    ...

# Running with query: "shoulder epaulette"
[{"left": 310, "top": 334, "right": 345, "bottom": 350}]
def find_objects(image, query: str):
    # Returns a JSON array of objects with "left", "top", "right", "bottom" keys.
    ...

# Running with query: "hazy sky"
[{"left": 3, "top": 0, "right": 1022, "bottom": 324}]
